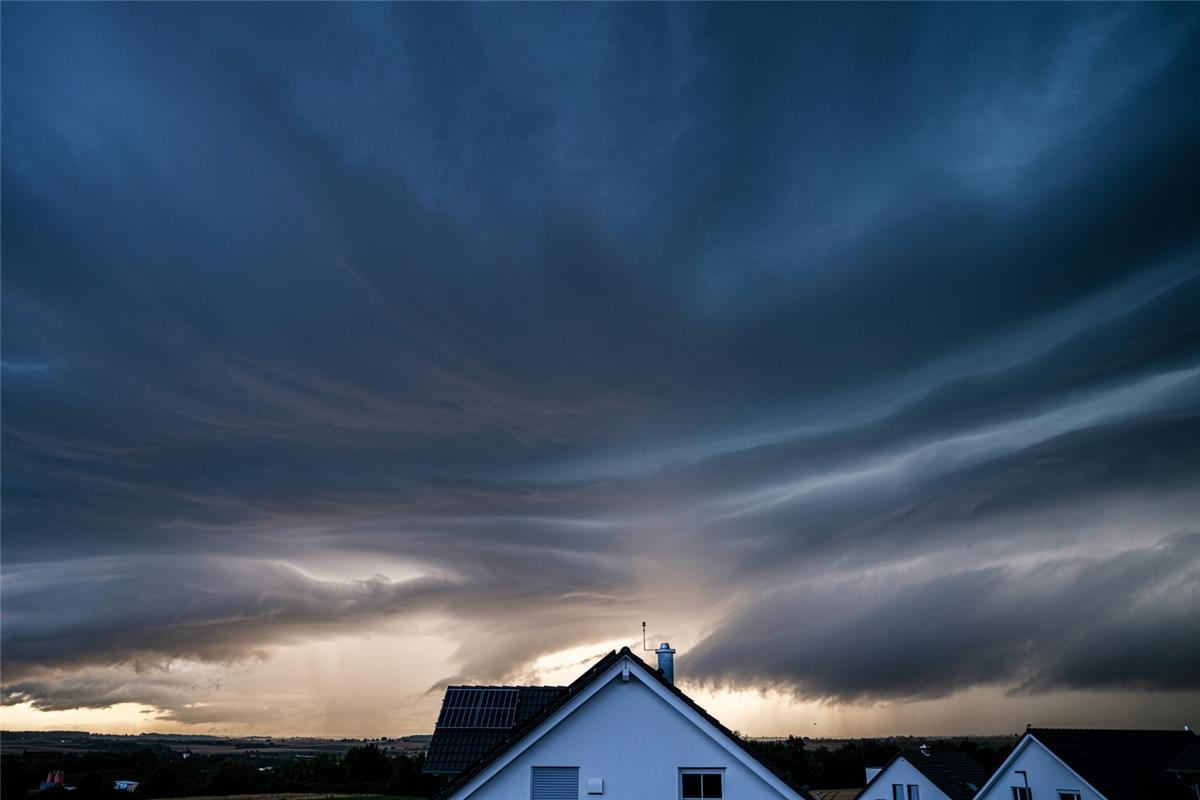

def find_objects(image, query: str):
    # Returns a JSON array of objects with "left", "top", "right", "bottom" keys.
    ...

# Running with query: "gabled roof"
[
  {"left": 1168, "top": 737, "right": 1200, "bottom": 775},
  {"left": 430, "top": 646, "right": 814, "bottom": 800},
  {"left": 902, "top": 749, "right": 989, "bottom": 800},
  {"left": 855, "top": 749, "right": 988, "bottom": 800},
  {"left": 424, "top": 685, "right": 566, "bottom": 774},
  {"left": 1029, "top": 728, "right": 1197, "bottom": 800},
  {"left": 976, "top": 728, "right": 1197, "bottom": 800}
]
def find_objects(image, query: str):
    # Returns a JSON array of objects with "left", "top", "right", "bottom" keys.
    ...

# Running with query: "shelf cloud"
[{"left": 3, "top": 3, "right": 1199, "bottom": 732}]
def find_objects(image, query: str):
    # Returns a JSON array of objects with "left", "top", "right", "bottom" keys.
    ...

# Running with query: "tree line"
[{"left": 0, "top": 744, "right": 444, "bottom": 800}]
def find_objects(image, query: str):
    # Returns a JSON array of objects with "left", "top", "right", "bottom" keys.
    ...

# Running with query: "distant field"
[{"left": 0, "top": 732, "right": 432, "bottom": 759}]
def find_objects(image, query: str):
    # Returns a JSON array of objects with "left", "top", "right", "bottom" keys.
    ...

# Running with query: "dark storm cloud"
[
  {"left": 4, "top": 671, "right": 197, "bottom": 715},
  {"left": 0, "top": 559, "right": 454, "bottom": 681},
  {"left": 3, "top": 2, "right": 1200, "bottom": 720},
  {"left": 689, "top": 532, "right": 1200, "bottom": 701}
]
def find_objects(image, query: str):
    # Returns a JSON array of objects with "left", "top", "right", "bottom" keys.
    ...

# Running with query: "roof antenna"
[{"left": 642, "top": 621, "right": 677, "bottom": 684}]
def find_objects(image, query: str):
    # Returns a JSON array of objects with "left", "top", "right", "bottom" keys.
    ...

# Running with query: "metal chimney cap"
[{"left": 655, "top": 642, "right": 677, "bottom": 684}]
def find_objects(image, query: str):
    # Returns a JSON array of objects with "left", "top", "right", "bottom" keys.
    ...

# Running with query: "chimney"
[{"left": 656, "top": 642, "right": 676, "bottom": 684}]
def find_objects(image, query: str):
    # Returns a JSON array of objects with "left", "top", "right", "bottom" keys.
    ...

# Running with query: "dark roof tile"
[
  {"left": 1028, "top": 727, "right": 1197, "bottom": 800},
  {"left": 855, "top": 749, "right": 989, "bottom": 800},
  {"left": 424, "top": 685, "right": 566, "bottom": 774},
  {"left": 1168, "top": 737, "right": 1200, "bottom": 775},
  {"left": 901, "top": 749, "right": 989, "bottom": 800}
]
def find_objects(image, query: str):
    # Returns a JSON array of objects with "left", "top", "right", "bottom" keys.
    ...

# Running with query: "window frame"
[
  {"left": 1057, "top": 792, "right": 1081, "bottom": 800},
  {"left": 1011, "top": 788, "right": 1032, "bottom": 800},
  {"left": 679, "top": 768, "right": 725, "bottom": 800},
  {"left": 907, "top": 785, "right": 920, "bottom": 800}
]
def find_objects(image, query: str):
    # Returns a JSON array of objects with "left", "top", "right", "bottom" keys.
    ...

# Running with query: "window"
[
  {"left": 1058, "top": 793, "right": 1081, "bottom": 800},
  {"left": 1011, "top": 788, "right": 1032, "bottom": 800},
  {"left": 680, "top": 770, "right": 723, "bottom": 799},
  {"left": 893, "top": 786, "right": 904, "bottom": 800},
  {"left": 907, "top": 786, "right": 920, "bottom": 800},
  {"left": 531, "top": 767, "right": 578, "bottom": 800}
]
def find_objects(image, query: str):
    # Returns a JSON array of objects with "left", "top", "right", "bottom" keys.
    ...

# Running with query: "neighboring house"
[
  {"left": 1167, "top": 737, "right": 1200, "bottom": 796},
  {"left": 857, "top": 746, "right": 989, "bottom": 800},
  {"left": 974, "top": 727, "right": 1198, "bottom": 800},
  {"left": 424, "top": 644, "right": 813, "bottom": 800}
]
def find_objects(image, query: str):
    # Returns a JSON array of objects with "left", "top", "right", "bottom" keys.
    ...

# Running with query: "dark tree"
[
  {"left": 201, "top": 759, "right": 262, "bottom": 796},
  {"left": 344, "top": 744, "right": 391, "bottom": 786},
  {"left": 75, "top": 772, "right": 108, "bottom": 800},
  {"left": 385, "top": 753, "right": 443, "bottom": 797},
  {"left": 136, "top": 764, "right": 179, "bottom": 798}
]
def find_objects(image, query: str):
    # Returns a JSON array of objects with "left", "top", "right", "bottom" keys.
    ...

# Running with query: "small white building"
[
  {"left": 857, "top": 746, "right": 988, "bottom": 800},
  {"left": 113, "top": 780, "right": 140, "bottom": 792},
  {"left": 973, "top": 728, "right": 1197, "bottom": 800},
  {"left": 425, "top": 645, "right": 813, "bottom": 800}
]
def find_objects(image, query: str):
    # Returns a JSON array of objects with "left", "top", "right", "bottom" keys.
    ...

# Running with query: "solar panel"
[
  {"left": 436, "top": 688, "right": 479, "bottom": 728},
  {"left": 436, "top": 687, "right": 518, "bottom": 729},
  {"left": 476, "top": 689, "right": 518, "bottom": 728}
]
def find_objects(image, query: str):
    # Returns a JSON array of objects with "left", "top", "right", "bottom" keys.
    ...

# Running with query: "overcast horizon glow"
[{"left": 2, "top": 3, "right": 1199, "bottom": 737}]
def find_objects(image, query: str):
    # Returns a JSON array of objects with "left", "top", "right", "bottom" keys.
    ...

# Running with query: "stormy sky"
[{"left": 3, "top": 3, "right": 1199, "bottom": 736}]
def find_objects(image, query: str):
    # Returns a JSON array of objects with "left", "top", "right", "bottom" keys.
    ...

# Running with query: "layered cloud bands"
[
  {"left": 690, "top": 533, "right": 1200, "bottom": 700},
  {"left": 3, "top": 4, "right": 1200, "bottom": 730}
]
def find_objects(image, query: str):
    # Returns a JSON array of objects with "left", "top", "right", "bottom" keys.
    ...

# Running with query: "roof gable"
[
  {"left": 433, "top": 647, "right": 812, "bottom": 800},
  {"left": 975, "top": 729, "right": 1198, "bottom": 800},
  {"left": 904, "top": 750, "right": 989, "bottom": 800},
  {"left": 856, "top": 750, "right": 988, "bottom": 800},
  {"left": 974, "top": 735, "right": 1101, "bottom": 800},
  {"left": 1029, "top": 728, "right": 1197, "bottom": 800}
]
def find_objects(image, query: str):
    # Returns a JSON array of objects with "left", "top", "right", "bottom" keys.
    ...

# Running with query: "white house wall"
[
  {"left": 460, "top": 672, "right": 791, "bottom": 800},
  {"left": 859, "top": 757, "right": 952, "bottom": 800},
  {"left": 976, "top": 740, "right": 1102, "bottom": 800}
]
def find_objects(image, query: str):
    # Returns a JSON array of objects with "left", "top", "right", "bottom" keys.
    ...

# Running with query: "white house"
[
  {"left": 424, "top": 645, "right": 813, "bottom": 800},
  {"left": 973, "top": 727, "right": 1197, "bottom": 800},
  {"left": 857, "top": 746, "right": 988, "bottom": 800}
]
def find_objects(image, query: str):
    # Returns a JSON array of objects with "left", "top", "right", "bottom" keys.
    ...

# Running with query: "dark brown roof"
[
  {"left": 1028, "top": 727, "right": 1197, "bottom": 800},
  {"left": 430, "top": 646, "right": 815, "bottom": 800}
]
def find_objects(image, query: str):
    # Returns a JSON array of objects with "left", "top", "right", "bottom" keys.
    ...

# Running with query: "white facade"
[
  {"left": 974, "top": 737, "right": 1099, "bottom": 800},
  {"left": 859, "top": 756, "right": 950, "bottom": 800},
  {"left": 445, "top": 654, "right": 804, "bottom": 800}
]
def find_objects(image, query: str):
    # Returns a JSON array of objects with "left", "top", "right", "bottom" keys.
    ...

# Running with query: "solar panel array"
[{"left": 436, "top": 688, "right": 519, "bottom": 729}]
